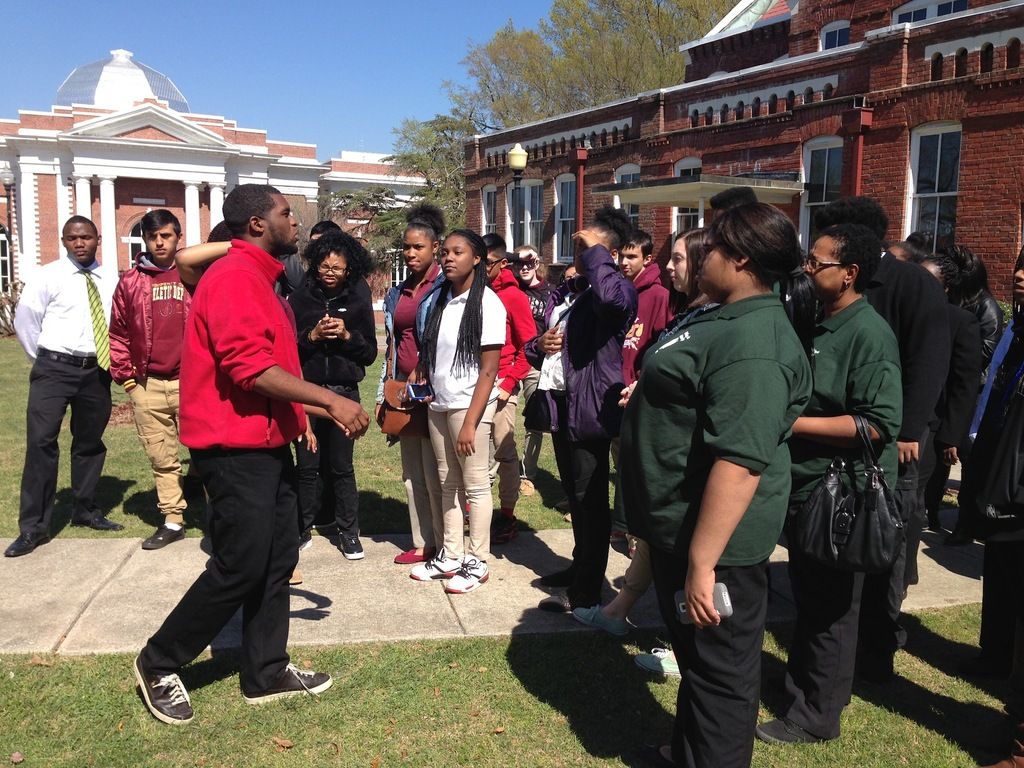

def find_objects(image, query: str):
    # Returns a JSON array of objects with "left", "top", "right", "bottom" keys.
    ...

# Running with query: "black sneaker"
[
  {"left": 298, "top": 529, "right": 313, "bottom": 552},
  {"left": 134, "top": 655, "right": 194, "bottom": 725},
  {"left": 141, "top": 525, "right": 185, "bottom": 551},
  {"left": 340, "top": 534, "right": 364, "bottom": 561},
  {"left": 242, "top": 663, "right": 332, "bottom": 704},
  {"left": 755, "top": 718, "right": 824, "bottom": 744}
]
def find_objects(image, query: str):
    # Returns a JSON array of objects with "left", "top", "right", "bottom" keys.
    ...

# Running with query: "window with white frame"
[
  {"left": 821, "top": 21, "right": 851, "bottom": 50},
  {"left": 673, "top": 158, "right": 702, "bottom": 235},
  {"left": 506, "top": 180, "right": 544, "bottom": 252},
  {"left": 0, "top": 225, "right": 10, "bottom": 294},
  {"left": 802, "top": 137, "right": 844, "bottom": 245},
  {"left": 908, "top": 123, "right": 962, "bottom": 251},
  {"left": 127, "top": 221, "right": 146, "bottom": 268},
  {"left": 390, "top": 250, "right": 409, "bottom": 288},
  {"left": 482, "top": 186, "right": 497, "bottom": 235},
  {"left": 893, "top": 0, "right": 966, "bottom": 24},
  {"left": 614, "top": 164, "right": 641, "bottom": 229},
  {"left": 554, "top": 174, "right": 577, "bottom": 264}
]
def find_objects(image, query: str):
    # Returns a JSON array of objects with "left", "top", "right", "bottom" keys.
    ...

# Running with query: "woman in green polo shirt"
[
  {"left": 755, "top": 223, "right": 901, "bottom": 746},
  {"left": 621, "top": 202, "right": 815, "bottom": 768}
]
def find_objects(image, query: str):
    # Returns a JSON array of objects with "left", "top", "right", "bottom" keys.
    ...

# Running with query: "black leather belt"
[{"left": 38, "top": 348, "right": 98, "bottom": 369}]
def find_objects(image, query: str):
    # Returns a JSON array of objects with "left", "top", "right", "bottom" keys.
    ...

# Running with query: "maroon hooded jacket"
[{"left": 621, "top": 261, "right": 671, "bottom": 385}]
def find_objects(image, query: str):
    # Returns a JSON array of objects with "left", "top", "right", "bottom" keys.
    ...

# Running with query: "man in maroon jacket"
[
  {"left": 110, "top": 210, "right": 190, "bottom": 550},
  {"left": 483, "top": 234, "right": 537, "bottom": 543},
  {"left": 619, "top": 229, "right": 671, "bottom": 386},
  {"left": 134, "top": 185, "right": 369, "bottom": 726}
]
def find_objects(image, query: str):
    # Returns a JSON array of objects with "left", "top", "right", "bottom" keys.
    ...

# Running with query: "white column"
[
  {"left": 98, "top": 176, "right": 118, "bottom": 279},
  {"left": 209, "top": 183, "right": 226, "bottom": 229},
  {"left": 74, "top": 175, "right": 92, "bottom": 218},
  {"left": 697, "top": 197, "right": 706, "bottom": 228},
  {"left": 184, "top": 181, "right": 201, "bottom": 246}
]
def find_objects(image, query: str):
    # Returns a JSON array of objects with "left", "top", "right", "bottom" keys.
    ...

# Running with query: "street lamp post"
[
  {"left": 508, "top": 143, "right": 528, "bottom": 249},
  {"left": 0, "top": 169, "right": 14, "bottom": 246}
]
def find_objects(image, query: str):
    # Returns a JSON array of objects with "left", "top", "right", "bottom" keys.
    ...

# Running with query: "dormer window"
[{"left": 821, "top": 21, "right": 851, "bottom": 50}]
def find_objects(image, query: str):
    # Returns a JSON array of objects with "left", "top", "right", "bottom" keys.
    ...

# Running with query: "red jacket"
[
  {"left": 109, "top": 261, "right": 191, "bottom": 386},
  {"left": 621, "top": 261, "right": 671, "bottom": 385},
  {"left": 180, "top": 240, "right": 305, "bottom": 450},
  {"left": 491, "top": 268, "right": 537, "bottom": 394}
]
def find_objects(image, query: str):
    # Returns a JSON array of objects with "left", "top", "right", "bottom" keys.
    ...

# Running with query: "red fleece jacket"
[
  {"left": 621, "top": 261, "right": 671, "bottom": 385},
  {"left": 180, "top": 240, "right": 306, "bottom": 449},
  {"left": 491, "top": 268, "right": 537, "bottom": 394}
]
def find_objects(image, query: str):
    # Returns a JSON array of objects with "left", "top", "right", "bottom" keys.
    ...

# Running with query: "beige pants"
[
  {"left": 429, "top": 403, "right": 496, "bottom": 561},
  {"left": 489, "top": 394, "right": 521, "bottom": 509},
  {"left": 129, "top": 377, "right": 185, "bottom": 524},
  {"left": 519, "top": 368, "right": 543, "bottom": 480},
  {"left": 399, "top": 434, "right": 443, "bottom": 550},
  {"left": 622, "top": 538, "right": 654, "bottom": 596}
]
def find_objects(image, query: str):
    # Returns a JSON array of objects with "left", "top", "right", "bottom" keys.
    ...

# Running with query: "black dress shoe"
[
  {"left": 142, "top": 525, "right": 185, "bottom": 550},
  {"left": 540, "top": 567, "right": 575, "bottom": 587},
  {"left": 755, "top": 718, "right": 824, "bottom": 744},
  {"left": 4, "top": 533, "right": 49, "bottom": 558},
  {"left": 71, "top": 514, "right": 124, "bottom": 532},
  {"left": 637, "top": 744, "right": 676, "bottom": 767}
]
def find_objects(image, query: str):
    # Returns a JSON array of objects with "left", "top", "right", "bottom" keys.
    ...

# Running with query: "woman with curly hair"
[{"left": 289, "top": 230, "right": 377, "bottom": 560}]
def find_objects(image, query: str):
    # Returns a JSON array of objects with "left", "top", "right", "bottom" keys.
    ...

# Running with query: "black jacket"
[
  {"left": 935, "top": 303, "right": 982, "bottom": 448},
  {"left": 866, "top": 255, "right": 952, "bottom": 442},
  {"left": 963, "top": 290, "right": 1004, "bottom": 374},
  {"left": 288, "top": 276, "right": 377, "bottom": 386}
]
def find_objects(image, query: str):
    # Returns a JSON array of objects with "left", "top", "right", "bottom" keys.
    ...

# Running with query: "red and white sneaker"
[
  {"left": 445, "top": 558, "right": 489, "bottom": 594},
  {"left": 410, "top": 548, "right": 463, "bottom": 581}
]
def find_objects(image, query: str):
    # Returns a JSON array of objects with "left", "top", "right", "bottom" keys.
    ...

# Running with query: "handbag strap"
[{"left": 853, "top": 415, "right": 881, "bottom": 467}]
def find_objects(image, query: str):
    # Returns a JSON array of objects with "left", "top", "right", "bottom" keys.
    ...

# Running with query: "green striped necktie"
[{"left": 82, "top": 269, "right": 110, "bottom": 370}]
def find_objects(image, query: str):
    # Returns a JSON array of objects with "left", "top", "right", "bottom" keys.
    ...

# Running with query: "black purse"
[
  {"left": 791, "top": 415, "right": 904, "bottom": 573},
  {"left": 523, "top": 389, "right": 557, "bottom": 433}
]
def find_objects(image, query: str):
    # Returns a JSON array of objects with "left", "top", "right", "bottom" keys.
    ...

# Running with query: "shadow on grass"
[
  {"left": 506, "top": 630, "right": 675, "bottom": 765},
  {"left": 52, "top": 475, "right": 135, "bottom": 531},
  {"left": 122, "top": 475, "right": 210, "bottom": 532}
]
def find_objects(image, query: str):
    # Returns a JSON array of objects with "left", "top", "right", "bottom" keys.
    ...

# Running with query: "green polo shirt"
[
  {"left": 789, "top": 297, "right": 902, "bottom": 503},
  {"left": 620, "top": 293, "right": 812, "bottom": 565}
]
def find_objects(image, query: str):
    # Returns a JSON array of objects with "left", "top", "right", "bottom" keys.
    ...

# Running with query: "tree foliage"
[{"left": 318, "top": 186, "right": 408, "bottom": 263}]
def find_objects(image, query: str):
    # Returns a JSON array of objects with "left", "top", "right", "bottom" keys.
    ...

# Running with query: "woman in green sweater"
[
  {"left": 756, "top": 223, "right": 902, "bottom": 746},
  {"left": 621, "top": 202, "right": 815, "bottom": 768}
]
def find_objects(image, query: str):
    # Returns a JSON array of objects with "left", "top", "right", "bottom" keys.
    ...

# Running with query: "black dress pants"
[
  {"left": 549, "top": 392, "right": 611, "bottom": 609},
  {"left": 19, "top": 354, "right": 112, "bottom": 538},
  {"left": 649, "top": 546, "right": 768, "bottom": 768},
  {"left": 782, "top": 536, "right": 865, "bottom": 740},
  {"left": 295, "top": 385, "right": 359, "bottom": 535},
  {"left": 979, "top": 539, "right": 1024, "bottom": 669},
  {"left": 140, "top": 445, "right": 300, "bottom": 694},
  {"left": 858, "top": 430, "right": 925, "bottom": 662}
]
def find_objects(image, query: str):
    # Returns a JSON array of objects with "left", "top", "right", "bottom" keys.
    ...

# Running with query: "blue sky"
[{"left": 3, "top": 0, "right": 553, "bottom": 159}]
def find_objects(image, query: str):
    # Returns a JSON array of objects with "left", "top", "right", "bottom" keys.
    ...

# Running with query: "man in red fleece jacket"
[
  {"left": 134, "top": 185, "right": 369, "bottom": 726},
  {"left": 619, "top": 229, "right": 671, "bottom": 386},
  {"left": 483, "top": 235, "right": 537, "bottom": 543}
]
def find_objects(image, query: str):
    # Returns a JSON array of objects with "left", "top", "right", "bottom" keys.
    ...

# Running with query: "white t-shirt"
[
  {"left": 429, "top": 286, "right": 507, "bottom": 411},
  {"left": 538, "top": 292, "right": 578, "bottom": 392}
]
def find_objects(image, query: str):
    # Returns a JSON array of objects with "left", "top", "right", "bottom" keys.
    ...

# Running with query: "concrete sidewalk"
[{"left": 0, "top": 518, "right": 983, "bottom": 656}]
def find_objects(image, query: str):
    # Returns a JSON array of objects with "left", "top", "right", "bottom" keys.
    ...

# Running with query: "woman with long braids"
[
  {"left": 621, "top": 202, "right": 814, "bottom": 768},
  {"left": 378, "top": 204, "right": 446, "bottom": 565},
  {"left": 408, "top": 229, "right": 506, "bottom": 593}
]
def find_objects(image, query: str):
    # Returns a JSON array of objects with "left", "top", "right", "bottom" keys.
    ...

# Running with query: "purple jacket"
[{"left": 525, "top": 244, "right": 637, "bottom": 442}]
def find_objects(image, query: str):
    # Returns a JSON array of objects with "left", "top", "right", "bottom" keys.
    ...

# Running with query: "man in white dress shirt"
[{"left": 6, "top": 216, "right": 123, "bottom": 558}]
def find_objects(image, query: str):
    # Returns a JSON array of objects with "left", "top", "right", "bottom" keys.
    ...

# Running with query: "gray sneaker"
[{"left": 635, "top": 648, "right": 680, "bottom": 677}]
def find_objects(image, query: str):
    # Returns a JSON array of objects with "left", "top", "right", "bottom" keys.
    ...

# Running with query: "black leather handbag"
[{"left": 791, "top": 415, "right": 904, "bottom": 573}]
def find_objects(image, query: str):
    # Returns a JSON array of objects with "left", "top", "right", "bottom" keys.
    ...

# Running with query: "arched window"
[
  {"left": 691, "top": 109, "right": 700, "bottom": 127},
  {"left": 752, "top": 97, "right": 762, "bottom": 116},
  {"left": 979, "top": 43, "right": 993, "bottom": 73},
  {"left": 804, "top": 86, "right": 816, "bottom": 104},
  {"left": 614, "top": 164, "right": 642, "bottom": 228},
  {"left": 736, "top": 101, "right": 745, "bottom": 119},
  {"left": 821, "top": 20, "right": 851, "bottom": 50},
  {"left": 823, "top": 83, "right": 835, "bottom": 99},
  {"left": 127, "top": 221, "right": 146, "bottom": 268},
  {"left": 931, "top": 52, "right": 944, "bottom": 81},
  {"left": 787, "top": 89, "right": 796, "bottom": 107},
  {"left": 706, "top": 106, "right": 715, "bottom": 124},
  {"left": 1009, "top": 37, "right": 1021, "bottom": 69},
  {"left": 769, "top": 94, "right": 779, "bottom": 113},
  {"left": 954, "top": 47, "right": 968, "bottom": 77},
  {"left": 554, "top": 173, "right": 577, "bottom": 264},
  {"left": 720, "top": 103, "right": 730, "bottom": 123},
  {"left": 908, "top": 122, "right": 962, "bottom": 250}
]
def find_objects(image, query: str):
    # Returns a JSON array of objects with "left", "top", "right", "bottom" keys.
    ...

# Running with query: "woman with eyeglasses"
[
  {"left": 288, "top": 230, "right": 377, "bottom": 561},
  {"left": 755, "top": 223, "right": 901, "bottom": 747},
  {"left": 620, "top": 203, "right": 814, "bottom": 768}
]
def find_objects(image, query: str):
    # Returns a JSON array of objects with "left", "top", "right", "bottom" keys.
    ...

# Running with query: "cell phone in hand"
[
  {"left": 675, "top": 583, "right": 733, "bottom": 624},
  {"left": 405, "top": 382, "right": 434, "bottom": 402}
]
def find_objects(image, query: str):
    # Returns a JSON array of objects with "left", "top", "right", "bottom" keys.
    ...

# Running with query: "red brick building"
[{"left": 464, "top": 0, "right": 1024, "bottom": 297}]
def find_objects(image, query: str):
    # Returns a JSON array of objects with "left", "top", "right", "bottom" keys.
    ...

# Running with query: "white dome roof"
[{"left": 55, "top": 49, "right": 189, "bottom": 112}]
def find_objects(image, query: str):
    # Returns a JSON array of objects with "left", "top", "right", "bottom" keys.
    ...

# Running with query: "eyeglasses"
[
  {"left": 804, "top": 257, "right": 844, "bottom": 273},
  {"left": 318, "top": 264, "right": 349, "bottom": 275},
  {"left": 485, "top": 258, "right": 506, "bottom": 267}
]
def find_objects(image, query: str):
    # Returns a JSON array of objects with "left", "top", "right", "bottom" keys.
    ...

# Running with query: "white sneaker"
[
  {"left": 409, "top": 548, "right": 463, "bottom": 581},
  {"left": 445, "top": 557, "right": 489, "bottom": 594}
]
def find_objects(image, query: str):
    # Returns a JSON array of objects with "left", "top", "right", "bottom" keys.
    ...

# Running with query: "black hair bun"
[
  {"left": 405, "top": 203, "right": 446, "bottom": 238},
  {"left": 593, "top": 205, "right": 633, "bottom": 251}
]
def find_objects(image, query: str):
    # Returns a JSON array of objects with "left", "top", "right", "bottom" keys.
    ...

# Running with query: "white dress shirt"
[{"left": 14, "top": 255, "right": 114, "bottom": 360}]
